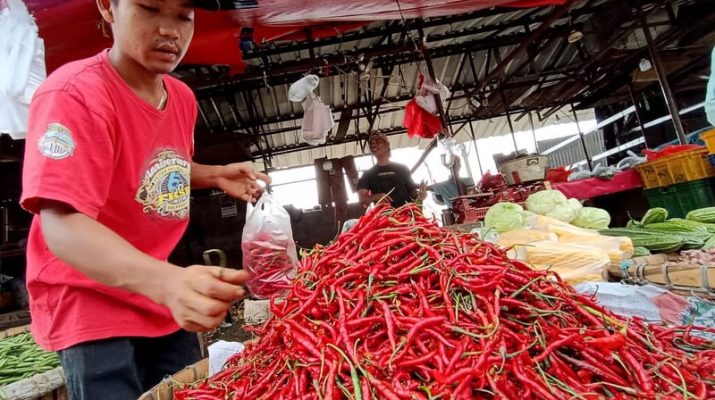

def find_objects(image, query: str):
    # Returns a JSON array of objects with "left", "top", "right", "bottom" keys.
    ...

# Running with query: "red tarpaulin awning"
[{"left": 26, "top": 0, "right": 565, "bottom": 74}]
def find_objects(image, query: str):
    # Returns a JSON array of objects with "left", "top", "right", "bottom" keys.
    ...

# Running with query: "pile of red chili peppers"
[{"left": 177, "top": 203, "right": 715, "bottom": 399}]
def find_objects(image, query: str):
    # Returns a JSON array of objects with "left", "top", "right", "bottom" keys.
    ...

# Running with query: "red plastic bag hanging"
[
  {"left": 241, "top": 193, "right": 298, "bottom": 299},
  {"left": 642, "top": 144, "right": 703, "bottom": 161},
  {"left": 403, "top": 98, "right": 443, "bottom": 139}
]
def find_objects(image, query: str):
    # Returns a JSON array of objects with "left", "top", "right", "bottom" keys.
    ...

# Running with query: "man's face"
[
  {"left": 105, "top": 0, "right": 195, "bottom": 74},
  {"left": 369, "top": 136, "right": 389, "bottom": 157}
]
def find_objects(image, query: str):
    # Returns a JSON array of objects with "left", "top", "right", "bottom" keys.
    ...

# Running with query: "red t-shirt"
[{"left": 21, "top": 50, "right": 196, "bottom": 351}]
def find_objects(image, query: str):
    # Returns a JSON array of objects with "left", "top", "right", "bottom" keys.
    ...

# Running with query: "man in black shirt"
[{"left": 357, "top": 133, "right": 422, "bottom": 208}]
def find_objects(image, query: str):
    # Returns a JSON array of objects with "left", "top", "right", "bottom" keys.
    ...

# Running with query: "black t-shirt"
[{"left": 357, "top": 162, "right": 418, "bottom": 207}]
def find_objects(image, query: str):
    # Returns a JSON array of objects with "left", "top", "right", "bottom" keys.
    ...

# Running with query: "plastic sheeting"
[
  {"left": 576, "top": 282, "right": 715, "bottom": 341},
  {"left": 552, "top": 169, "right": 644, "bottom": 200},
  {"left": 0, "top": 0, "right": 46, "bottom": 139},
  {"left": 26, "top": 0, "right": 565, "bottom": 73},
  {"left": 242, "top": 0, "right": 566, "bottom": 25}
]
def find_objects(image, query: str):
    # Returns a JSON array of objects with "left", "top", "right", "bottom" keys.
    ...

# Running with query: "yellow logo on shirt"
[{"left": 135, "top": 150, "right": 190, "bottom": 219}]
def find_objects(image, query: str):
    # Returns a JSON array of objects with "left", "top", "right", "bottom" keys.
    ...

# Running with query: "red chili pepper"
[
  {"left": 378, "top": 300, "right": 397, "bottom": 352},
  {"left": 534, "top": 333, "right": 580, "bottom": 362},
  {"left": 621, "top": 349, "right": 655, "bottom": 396}
]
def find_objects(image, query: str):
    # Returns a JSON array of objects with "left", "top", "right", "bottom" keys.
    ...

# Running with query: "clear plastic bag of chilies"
[{"left": 241, "top": 193, "right": 297, "bottom": 299}]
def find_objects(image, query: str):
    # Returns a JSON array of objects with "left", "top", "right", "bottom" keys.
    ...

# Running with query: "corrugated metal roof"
[
  {"left": 538, "top": 128, "right": 605, "bottom": 169},
  {"left": 184, "top": 0, "right": 711, "bottom": 169},
  {"left": 257, "top": 108, "right": 595, "bottom": 169}
]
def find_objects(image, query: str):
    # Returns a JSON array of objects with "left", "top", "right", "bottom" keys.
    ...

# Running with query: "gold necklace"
[{"left": 157, "top": 83, "right": 167, "bottom": 110}]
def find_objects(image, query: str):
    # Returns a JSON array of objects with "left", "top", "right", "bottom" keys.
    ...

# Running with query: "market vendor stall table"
[{"left": 552, "top": 169, "right": 643, "bottom": 200}]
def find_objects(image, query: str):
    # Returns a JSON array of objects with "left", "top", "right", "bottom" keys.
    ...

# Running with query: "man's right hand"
[
  {"left": 38, "top": 203, "right": 249, "bottom": 332},
  {"left": 160, "top": 265, "right": 248, "bottom": 332}
]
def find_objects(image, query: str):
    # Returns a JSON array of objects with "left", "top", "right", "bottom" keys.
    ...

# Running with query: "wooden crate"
[
  {"left": 0, "top": 326, "right": 67, "bottom": 400},
  {"left": 138, "top": 358, "right": 208, "bottom": 400},
  {"left": 0, "top": 309, "right": 31, "bottom": 331}
]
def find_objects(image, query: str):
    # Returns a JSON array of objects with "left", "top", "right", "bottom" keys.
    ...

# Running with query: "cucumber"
[
  {"left": 599, "top": 228, "right": 658, "bottom": 238},
  {"left": 641, "top": 208, "right": 668, "bottom": 225},
  {"left": 667, "top": 218, "right": 715, "bottom": 234},
  {"left": 630, "top": 235, "right": 684, "bottom": 253},
  {"left": 643, "top": 221, "right": 708, "bottom": 233},
  {"left": 686, "top": 207, "right": 715, "bottom": 223},
  {"left": 632, "top": 246, "right": 651, "bottom": 257},
  {"left": 599, "top": 229, "right": 683, "bottom": 253}
]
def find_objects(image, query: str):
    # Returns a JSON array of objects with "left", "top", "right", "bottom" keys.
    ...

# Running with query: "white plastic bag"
[
  {"left": 0, "top": 0, "right": 46, "bottom": 139},
  {"left": 288, "top": 74, "right": 320, "bottom": 102},
  {"left": 241, "top": 193, "right": 297, "bottom": 299},
  {"left": 616, "top": 150, "right": 647, "bottom": 171},
  {"left": 300, "top": 95, "right": 334, "bottom": 145},
  {"left": 414, "top": 74, "right": 450, "bottom": 115}
]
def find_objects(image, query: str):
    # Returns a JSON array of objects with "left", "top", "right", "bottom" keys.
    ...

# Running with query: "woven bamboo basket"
[
  {"left": 0, "top": 325, "right": 67, "bottom": 400},
  {"left": 138, "top": 358, "right": 209, "bottom": 400}
]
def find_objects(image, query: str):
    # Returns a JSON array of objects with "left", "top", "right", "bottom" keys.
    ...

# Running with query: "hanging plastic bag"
[
  {"left": 414, "top": 73, "right": 450, "bottom": 115},
  {"left": 300, "top": 95, "right": 334, "bottom": 145},
  {"left": 288, "top": 74, "right": 320, "bottom": 102},
  {"left": 437, "top": 136, "right": 463, "bottom": 167},
  {"left": 403, "top": 99, "right": 442, "bottom": 139},
  {"left": 241, "top": 193, "right": 298, "bottom": 299},
  {"left": 0, "top": 0, "right": 47, "bottom": 139}
]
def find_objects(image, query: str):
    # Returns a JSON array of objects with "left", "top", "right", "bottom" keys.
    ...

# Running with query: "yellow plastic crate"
[
  {"left": 635, "top": 161, "right": 661, "bottom": 189},
  {"left": 653, "top": 158, "right": 675, "bottom": 187},
  {"left": 702, "top": 129, "right": 715, "bottom": 154},
  {"left": 635, "top": 148, "right": 715, "bottom": 188},
  {"left": 665, "top": 148, "right": 715, "bottom": 183}
]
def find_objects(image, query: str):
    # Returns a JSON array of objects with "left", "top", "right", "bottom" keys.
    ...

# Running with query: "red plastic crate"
[{"left": 453, "top": 201, "right": 525, "bottom": 224}]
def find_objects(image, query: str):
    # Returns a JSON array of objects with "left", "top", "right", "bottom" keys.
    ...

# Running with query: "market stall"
[{"left": 2, "top": 0, "right": 715, "bottom": 398}]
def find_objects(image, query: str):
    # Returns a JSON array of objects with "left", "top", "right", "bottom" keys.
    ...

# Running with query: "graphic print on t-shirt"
[
  {"left": 135, "top": 150, "right": 190, "bottom": 219},
  {"left": 37, "top": 123, "right": 76, "bottom": 160}
]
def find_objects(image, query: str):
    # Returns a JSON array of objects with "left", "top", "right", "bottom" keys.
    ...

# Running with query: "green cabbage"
[
  {"left": 526, "top": 190, "right": 568, "bottom": 215},
  {"left": 545, "top": 198, "right": 582, "bottom": 223},
  {"left": 485, "top": 202, "right": 526, "bottom": 233},
  {"left": 571, "top": 207, "right": 611, "bottom": 229}
]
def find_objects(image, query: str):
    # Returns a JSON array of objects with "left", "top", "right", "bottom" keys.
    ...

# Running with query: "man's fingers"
[
  {"left": 209, "top": 267, "right": 250, "bottom": 286},
  {"left": 181, "top": 321, "right": 211, "bottom": 333},
  {"left": 184, "top": 311, "right": 226, "bottom": 331},
  {"left": 196, "top": 271, "right": 247, "bottom": 301},
  {"left": 184, "top": 290, "right": 232, "bottom": 317},
  {"left": 256, "top": 171, "right": 271, "bottom": 185}
]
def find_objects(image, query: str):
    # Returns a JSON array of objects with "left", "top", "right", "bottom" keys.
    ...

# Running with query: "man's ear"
[{"left": 96, "top": 0, "right": 115, "bottom": 24}]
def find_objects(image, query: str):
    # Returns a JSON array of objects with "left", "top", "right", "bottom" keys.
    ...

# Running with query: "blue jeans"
[{"left": 58, "top": 329, "right": 201, "bottom": 400}]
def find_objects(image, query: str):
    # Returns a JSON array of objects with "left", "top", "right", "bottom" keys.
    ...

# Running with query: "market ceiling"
[
  {"left": 27, "top": 0, "right": 565, "bottom": 73},
  {"left": 25, "top": 0, "right": 715, "bottom": 169}
]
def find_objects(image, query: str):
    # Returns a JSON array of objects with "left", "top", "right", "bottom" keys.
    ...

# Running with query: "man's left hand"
[{"left": 215, "top": 163, "right": 271, "bottom": 202}]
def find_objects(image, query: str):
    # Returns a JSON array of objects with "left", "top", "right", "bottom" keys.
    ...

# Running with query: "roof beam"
[
  {"left": 461, "top": 0, "right": 576, "bottom": 102},
  {"left": 205, "top": 66, "right": 580, "bottom": 135}
]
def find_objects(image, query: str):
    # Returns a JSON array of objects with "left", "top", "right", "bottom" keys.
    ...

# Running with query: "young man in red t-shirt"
[{"left": 20, "top": 0, "right": 268, "bottom": 398}]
